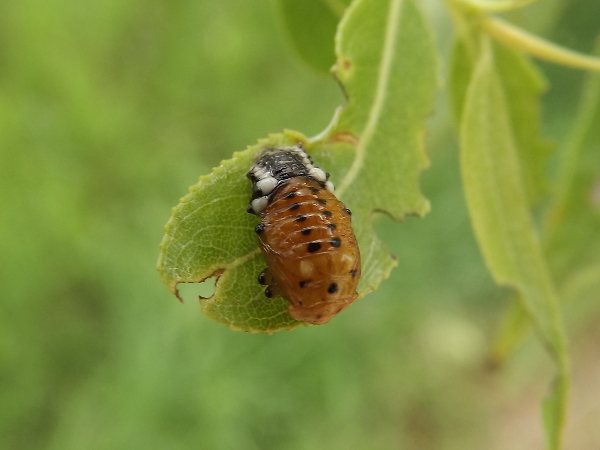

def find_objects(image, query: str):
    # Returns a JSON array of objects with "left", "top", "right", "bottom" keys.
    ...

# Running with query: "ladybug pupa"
[{"left": 247, "top": 144, "right": 361, "bottom": 325}]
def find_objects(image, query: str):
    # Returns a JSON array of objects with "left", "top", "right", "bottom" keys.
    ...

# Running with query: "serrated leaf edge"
[{"left": 335, "top": 0, "right": 405, "bottom": 198}]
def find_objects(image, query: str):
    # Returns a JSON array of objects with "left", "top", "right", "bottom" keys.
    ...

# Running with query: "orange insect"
[{"left": 247, "top": 144, "right": 361, "bottom": 325}]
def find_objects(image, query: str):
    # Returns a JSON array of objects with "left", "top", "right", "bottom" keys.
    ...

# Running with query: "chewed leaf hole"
[{"left": 176, "top": 278, "right": 217, "bottom": 302}]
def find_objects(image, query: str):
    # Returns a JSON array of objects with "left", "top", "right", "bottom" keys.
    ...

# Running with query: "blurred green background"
[{"left": 1, "top": 0, "right": 599, "bottom": 449}]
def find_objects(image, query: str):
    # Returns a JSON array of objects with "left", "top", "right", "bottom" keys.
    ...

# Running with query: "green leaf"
[
  {"left": 448, "top": 37, "right": 474, "bottom": 124},
  {"left": 459, "top": 39, "right": 569, "bottom": 450},
  {"left": 494, "top": 43, "right": 553, "bottom": 204},
  {"left": 449, "top": 37, "right": 552, "bottom": 204},
  {"left": 545, "top": 52, "right": 600, "bottom": 287},
  {"left": 157, "top": 0, "right": 438, "bottom": 333},
  {"left": 492, "top": 43, "right": 600, "bottom": 363},
  {"left": 276, "top": 0, "right": 352, "bottom": 74},
  {"left": 317, "top": 0, "right": 437, "bottom": 289},
  {"left": 489, "top": 295, "right": 530, "bottom": 365},
  {"left": 450, "top": 34, "right": 555, "bottom": 370},
  {"left": 157, "top": 132, "right": 307, "bottom": 334}
]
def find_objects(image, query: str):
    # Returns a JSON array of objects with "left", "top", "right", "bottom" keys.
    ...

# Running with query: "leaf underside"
[{"left": 157, "top": 0, "right": 437, "bottom": 333}]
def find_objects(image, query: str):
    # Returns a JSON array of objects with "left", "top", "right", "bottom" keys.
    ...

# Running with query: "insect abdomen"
[{"left": 248, "top": 145, "right": 361, "bottom": 325}]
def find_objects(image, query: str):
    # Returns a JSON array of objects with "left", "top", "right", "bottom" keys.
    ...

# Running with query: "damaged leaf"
[{"left": 157, "top": 0, "right": 437, "bottom": 333}]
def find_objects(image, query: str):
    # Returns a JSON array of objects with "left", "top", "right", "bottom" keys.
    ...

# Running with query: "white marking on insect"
[
  {"left": 258, "top": 170, "right": 272, "bottom": 180},
  {"left": 299, "top": 260, "right": 315, "bottom": 277},
  {"left": 309, "top": 167, "right": 327, "bottom": 182},
  {"left": 251, "top": 196, "right": 269, "bottom": 213},
  {"left": 325, "top": 181, "right": 335, "bottom": 193},
  {"left": 256, "top": 177, "right": 278, "bottom": 195}
]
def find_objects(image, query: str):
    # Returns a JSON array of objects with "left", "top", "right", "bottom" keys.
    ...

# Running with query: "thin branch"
[
  {"left": 453, "top": 0, "right": 539, "bottom": 13},
  {"left": 483, "top": 16, "right": 600, "bottom": 72}
]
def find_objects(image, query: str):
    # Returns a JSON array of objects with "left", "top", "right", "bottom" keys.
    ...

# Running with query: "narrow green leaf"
[
  {"left": 448, "top": 37, "right": 474, "bottom": 124},
  {"left": 157, "top": 0, "right": 438, "bottom": 333},
  {"left": 543, "top": 375, "right": 570, "bottom": 450},
  {"left": 276, "top": 0, "right": 352, "bottom": 74},
  {"left": 492, "top": 43, "right": 600, "bottom": 362},
  {"left": 494, "top": 43, "right": 553, "bottom": 204},
  {"left": 449, "top": 37, "right": 552, "bottom": 203},
  {"left": 459, "top": 39, "right": 569, "bottom": 450},
  {"left": 489, "top": 296, "right": 530, "bottom": 365},
  {"left": 545, "top": 54, "right": 600, "bottom": 285},
  {"left": 450, "top": 35, "right": 555, "bottom": 367}
]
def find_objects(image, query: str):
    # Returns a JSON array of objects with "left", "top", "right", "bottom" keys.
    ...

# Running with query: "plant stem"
[
  {"left": 483, "top": 16, "right": 600, "bottom": 72},
  {"left": 453, "top": 0, "right": 539, "bottom": 13}
]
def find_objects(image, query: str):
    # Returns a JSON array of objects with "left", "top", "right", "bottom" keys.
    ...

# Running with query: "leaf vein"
[{"left": 336, "top": 0, "right": 403, "bottom": 198}]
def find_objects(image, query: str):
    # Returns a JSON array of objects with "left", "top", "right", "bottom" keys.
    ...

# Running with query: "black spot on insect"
[
  {"left": 247, "top": 205, "right": 255, "bottom": 215},
  {"left": 301, "top": 228, "right": 312, "bottom": 235},
  {"left": 331, "top": 237, "right": 341, "bottom": 247},
  {"left": 307, "top": 242, "right": 322, "bottom": 253},
  {"left": 258, "top": 270, "right": 267, "bottom": 285},
  {"left": 350, "top": 269, "right": 357, "bottom": 278},
  {"left": 316, "top": 314, "right": 323, "bottom": 320},
  {"left": 328, "top": 283, "right": 338, "bottom": 294},
  {"left": 309, "top": 187, "right": 320, "bottom": 193},
  {"left": 255, "top": 224, "right": 264, "bottom": 234},
  {"left": 345, "top": 208, "right": 352, "bottom": 215},
  {"left": 295, "top": 215, "right": 307, "bottom": 222},
  {"left": 285, "top": 191, "right": 297, "bottom": 198},
  {"left": 289, "top": 203, "right": 301, "bottom": 210},
  {"left": 328, "top": 223, "right": 337, "bottom": 231},
  {"left": 317, "top": 198, "right": 327, "bottom": 204},
  {"left": 323, "top": 211, "right": 332, "bottom": 217},
  {"left": 299, "top": 281, "right": 308, "bottom": 288},
  {"left": 265, "top": 287, "right": 273, "bottom": 298},
  {"left": 325, "top": 172, "right": 330, "bottom": 179}
]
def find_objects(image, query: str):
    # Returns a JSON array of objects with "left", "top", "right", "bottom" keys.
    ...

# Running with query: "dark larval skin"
[
  {"left": 248, "top": 151, "right": 310, "bottom": 190},
  {"left": 247, "top": 144, "right": 361, "bottom": 325}
]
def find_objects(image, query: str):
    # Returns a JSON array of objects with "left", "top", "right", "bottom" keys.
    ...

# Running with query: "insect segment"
[{"left": 247, "top": 144, "right": 361, "bottom": 325}]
